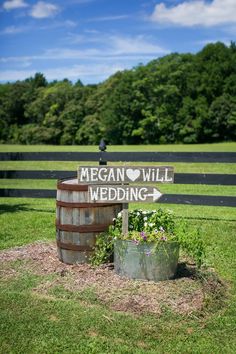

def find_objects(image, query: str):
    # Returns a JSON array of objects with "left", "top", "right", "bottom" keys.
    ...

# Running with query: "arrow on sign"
[
  {"left": 88, "top": 185, "right": 163, "bottom": 203},
  {"left": 146, "top": 188, "right": 162, "bottom": 202}
]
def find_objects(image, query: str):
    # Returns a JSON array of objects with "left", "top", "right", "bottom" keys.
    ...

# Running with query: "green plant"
[
  {"left": 90, "top": 231, "right": 114, "bottom": 266},
  {"left": 175, "top": 220, "right": 205, "bottom": 268},
  {"left": 91, "top": 208, "right": 205, "bottom": 267}
]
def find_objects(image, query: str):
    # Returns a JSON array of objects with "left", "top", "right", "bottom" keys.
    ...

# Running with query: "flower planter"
[{"left": 114, "top": 239, "right": 179, "bottom": 282}]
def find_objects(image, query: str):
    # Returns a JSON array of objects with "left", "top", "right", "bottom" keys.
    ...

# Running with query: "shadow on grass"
[
  {"left": 175, "top": 262, "right": 197, "bottom": 279},
  {"left": 176, "top": 262, "right": 227, "bottom": 310},
  {"left": 175, "top": 216, "right": 236, "bottom": 222},
  {"left": 0, "top": 204, "right": 54, "bottom": 214},
  {"left": 103, "top": 261, "right": 197, "bottom": 280}
]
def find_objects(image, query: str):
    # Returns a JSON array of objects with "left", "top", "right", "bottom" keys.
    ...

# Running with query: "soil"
[{"left": 0, "top": 241, "right": 226, "bottom": 316}]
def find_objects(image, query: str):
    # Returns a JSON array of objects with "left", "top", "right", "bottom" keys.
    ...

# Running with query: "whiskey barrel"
[{"left": 56, "top": 178, "right": 122, "bottom": 264}]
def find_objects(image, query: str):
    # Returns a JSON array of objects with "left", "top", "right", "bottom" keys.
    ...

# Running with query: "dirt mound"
[{"left": 0, "top": 241, "right": 225, "bottom": 316}]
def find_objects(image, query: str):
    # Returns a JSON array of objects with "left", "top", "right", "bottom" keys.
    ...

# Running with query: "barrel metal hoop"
[
  {"left": 56, "top": 221, "right": 110, "bottom": 233},
  {"left": 57, "top": 181, "right": 88, "bottom": 191},
  {"left": 57, "top": 240, "right": 93, "bottom": 252},
  {"left": 56, "top": 200, "right": 120, "bottom": 208}
]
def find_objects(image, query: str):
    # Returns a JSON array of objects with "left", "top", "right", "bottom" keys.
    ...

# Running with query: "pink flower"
[
  {"left": 132, "top": 239, "right": 139, "bottom": 245},
  {"left": 160, "top": 235, "right": 167, "bottom": 241},
  {"left": 140, "top": 231, "right": 147, "bottom": 241}
]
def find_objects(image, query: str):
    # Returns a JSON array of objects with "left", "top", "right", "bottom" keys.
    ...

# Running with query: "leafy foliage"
[
  {"left": 1, "top": 42, "right": 236, "bottom": 144},
  {"left": 91, "top": 208, "right": 205, "bottom": 267}
]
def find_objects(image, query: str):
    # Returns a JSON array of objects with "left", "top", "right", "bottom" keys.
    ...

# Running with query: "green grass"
[
  {"left": 1, "top": 161, "right": 236, "bottom": 174},
  {"left": 0, "top": 199, "right": 54, "bottom": 249},
  {"left": 0, "top": 198, "right": 236, "bottom": 251},
  {"left": 1, "top": 179, "right": 236, "bottom": 197},
  {"left": 0, "top": 143, "right": 236, "bottom": 353},
  {"left": 0, "top": 282, "right": 235, "bottom": 354},
  {"left": 0, "top": 201, "right": 236, "bottom": 353}
]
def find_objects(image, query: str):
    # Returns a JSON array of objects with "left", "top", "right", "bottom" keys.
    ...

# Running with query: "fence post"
[{"left": 99, "top": 139, "right": 107, "bottom": 165}]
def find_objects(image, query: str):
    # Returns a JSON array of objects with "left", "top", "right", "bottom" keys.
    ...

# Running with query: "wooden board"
[
  {"left": 88, "top": 185, "right": 162, "bottom": 203},
  {"left": 78, "top": 166, "right": 174, "bottom": 184},
  {"left": 1, "top": 188, "right": 236, "bottom": 207},
  {"left": 1, "top": 170, "right": 236, "bottom": 186},
  {"left": 1, "top": 152, "right": 236, "bottom": 163}
]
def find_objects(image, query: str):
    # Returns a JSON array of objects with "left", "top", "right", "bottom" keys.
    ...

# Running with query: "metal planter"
[{"left": 114, "top": 240, "right": 179, "bottom": 282}]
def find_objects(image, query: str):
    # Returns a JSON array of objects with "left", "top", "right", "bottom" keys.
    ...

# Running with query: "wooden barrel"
[{"left": 56, "top": 178, "right": 122, "bottom": 264}]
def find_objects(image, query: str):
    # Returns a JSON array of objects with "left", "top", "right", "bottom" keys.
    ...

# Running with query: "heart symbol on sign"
[{"left": 126, "top": 169, "right": 140, "bottom": 182}]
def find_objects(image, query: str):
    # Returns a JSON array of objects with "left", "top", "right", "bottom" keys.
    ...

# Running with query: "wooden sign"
[
  {"left": 88, "top": 185, "right": 162, "bottom": 203},
  {"left": 78, "top": 166, "right": 174, "bottom": 184}
]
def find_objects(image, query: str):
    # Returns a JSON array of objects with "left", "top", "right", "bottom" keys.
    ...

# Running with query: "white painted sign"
[
  {"left": 88, "top": 185, "right": 162, "bottom": 203},
  {"left": 78, "top": 166, "right": 174, "bottom": 184}
]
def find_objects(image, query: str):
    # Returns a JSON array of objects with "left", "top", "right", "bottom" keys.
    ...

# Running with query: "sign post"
[
  {"left": 78, "top": 165, "right": 174, "bottom": 235},
  {"left": 122, "top": 203, "right": 129, "bottom": 235}
]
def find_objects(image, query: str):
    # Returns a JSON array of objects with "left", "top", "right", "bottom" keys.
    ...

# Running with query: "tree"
[
  {"left": 205, "top": 94, "right": 236, "bottom": 141},
  {"left": 0, "top": 41, "right": 236, "bottom": 145}
]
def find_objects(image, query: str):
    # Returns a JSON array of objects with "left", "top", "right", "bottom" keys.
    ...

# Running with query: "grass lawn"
[
  {"left": 0, "top": 143, "right": 236, "bottom": 353},
  {"left": 0, "top": 199, "right": 236, "bottom": 354}
]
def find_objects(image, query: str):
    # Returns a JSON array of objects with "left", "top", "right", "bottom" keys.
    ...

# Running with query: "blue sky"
[{"left": 0, "top": 0, "right": 236, "bottom": 84}]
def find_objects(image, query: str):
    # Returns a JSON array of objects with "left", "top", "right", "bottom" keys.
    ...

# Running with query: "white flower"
[
  {"left": 117, "top": 211, "right": 122, "bottom": 218},
  {"left": 136, "top": 212, "right": 140, "bottom": 216},
  {"left": 149, "top": 223, "right": 154, "bottom": 227},
  {"left": 144, "top": 216, "right": 148, "bottom": 221},
  {"left": 144, "top": 222, "right": 147, "bottom": 227},
  {"left": 130, "top": 225, "right": 133, "bottom": 229}
]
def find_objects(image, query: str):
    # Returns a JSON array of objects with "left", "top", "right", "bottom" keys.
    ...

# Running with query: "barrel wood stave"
[{"left": 56, "top": 179, "right": 122, "bottom": 264}]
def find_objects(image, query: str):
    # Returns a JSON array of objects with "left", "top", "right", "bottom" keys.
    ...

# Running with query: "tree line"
[{"left": 0, "top": 41, "right": 236, "bottom": 145}]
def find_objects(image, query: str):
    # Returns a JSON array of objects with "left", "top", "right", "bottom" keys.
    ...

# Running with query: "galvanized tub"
[{"left": 114, "top": 240, "right": 179, "bottom": 281}]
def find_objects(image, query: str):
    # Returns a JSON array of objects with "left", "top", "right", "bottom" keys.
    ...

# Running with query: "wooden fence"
[{"left": 0, "top": 151, "right": 236, "bottom": 207}]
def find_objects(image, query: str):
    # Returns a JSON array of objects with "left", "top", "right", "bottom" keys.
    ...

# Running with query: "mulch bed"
[{"left": 0, "top": 241, "right": 226, "bottom": 316}]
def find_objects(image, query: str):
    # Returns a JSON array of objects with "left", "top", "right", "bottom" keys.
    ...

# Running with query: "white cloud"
[
  {"left": 151, "top": 0, "right": 236, "bottom": 27},
  {"left": 0, "top": 63, "right": 126, "bottom": 82},
  {"left": 66, "top": 0, "right": 96, "bottom": 4},
  {"left": 47, "top": 35, "right": 168, "bottom": 58},
  {"left": 63, "top": 20, "right": 77, "bottom": 28},
  {"left": 0, "top": 35, "right": 169, "bottom": 62},
  {"left": 61, "top": 34, "right": 169, "bottom": 57},
  {"left": 87, "top": 15, "right": 130, "bottom": 22},
  {"left": 196, "top": 38, "right": 231, "bottom": 46},
  {"left": 224, "top": 25, "right": 236, "bottom": 35},
  {"left": 0, "top": 35, "right": 169, "bottom": 83},
  {"left": 3, "top": 0, "right": 28, "bottom": 10},
  {"left": 30, "top": 1, "right": 59, "bottom": 19},
  {"left": 111, "top": 35, "right": 168, "bottom": 55},
  {"left": 1, "top": 25, "right": 26, "bottom": 34},
  {"left": 44, "top": 64, "right": 126, "bottom": 80},
  {"left": 0, "top": 20, "right": 76, "bottom": 36},
  {"left": 84, "top": 29, "right": 100, "bottom": 34},
  {"left": 38, "top": 20, "right": 77, "bottom": 30},
  {"left": 44, "top": 47, "right": 101, "bottom": 59}
]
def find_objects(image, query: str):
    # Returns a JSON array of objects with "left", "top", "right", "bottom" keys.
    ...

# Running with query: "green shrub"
[{"left": 91, "top": 208, "right": 205, "bottom": 268}]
